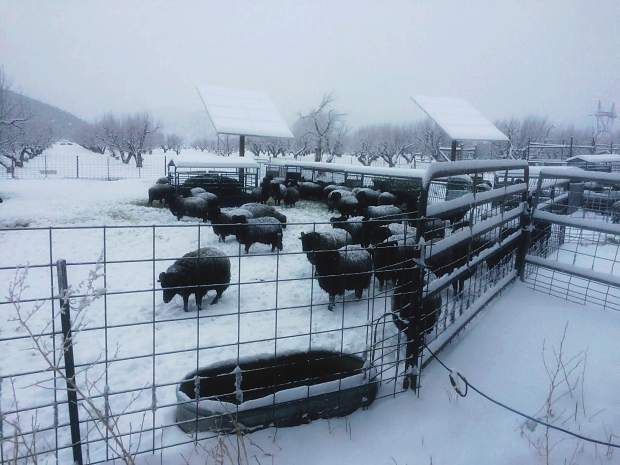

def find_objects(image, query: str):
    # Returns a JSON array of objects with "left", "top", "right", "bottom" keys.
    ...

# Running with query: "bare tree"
[
  {"left": 164, "top": 133, "right": 183, "bottom": 155},
  {"left": 349, "top": 123, "right": 415, "bottom": 166},
  {"left": 95, "top": 113, "right": 159, "bottom": 166},
  {"left": 123, "top": 113, "right": 159, "bottom": 167},
  {"left": 297, "top": 93, "right": 346, "bottom": 162},
  {"left": 75, "top": 123, "right": 106, "bottom": 154},
  {"left": 0, "top": 68, "right": 29, "bottom": 171},
  {"left": 191, "top": 137, "right": 210, "bottom": 152},
  {"left": 495, "top": 115, "right": 554, "bottom": 149},
  {"left": 413, "top": 119, "right": 445, "bottom": 161}
]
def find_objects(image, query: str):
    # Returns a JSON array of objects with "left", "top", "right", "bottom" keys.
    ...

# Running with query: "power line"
[{"left": 423, "top": 343, "right": 620, "bottom": 449}]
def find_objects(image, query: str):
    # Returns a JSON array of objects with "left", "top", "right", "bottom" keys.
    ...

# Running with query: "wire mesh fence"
[
  {"left": 1, "top": 160, "right": 542, "bottom": 465},
  {"left": 2, "top": 150, "right": 168, "bottom": 181},
  {"left": 523, "top": 167, "right": 620, "bottom": 312}
]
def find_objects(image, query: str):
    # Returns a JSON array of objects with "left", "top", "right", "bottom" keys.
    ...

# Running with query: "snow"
[
  {"left": 426, "top": 182, "right": 526, "bottom": 218},
  {"left": 540, "top": 166, "right": 620, "bottom": 184},
  {"left": 533, "top": 209, "right": 620, "bottom": 236},
  {"left": 423, "top": 159, "right": 527, "bottom": 186},
  {"left": 425, "top": 204, "right": 524, "bottom": 260},
  {"left": 133, "top": 283, "right": 620, "bottom": 465},
  {"left": 267, "top": 158, "right": 427, "bottom": 181},
  {"left": 169, "top": 152, "right": 259, "bottom": 169},
  {"left": 566, "top": 154, "right": 620, "bottom": 163},
  {"left": 526, "top": 254, "right": 620, "bottom": 288},
  {"left": 1, "top": 171, "right": 619, "bottom": 465},
  {"left": 413, "top": 95, "right": 509, "bottom": 142},
  {"left": 196, "top": 85, "right": 294, "bottom": 138},
  {"left": 179, "top": 369, "right": 376, "bottom": 416}
]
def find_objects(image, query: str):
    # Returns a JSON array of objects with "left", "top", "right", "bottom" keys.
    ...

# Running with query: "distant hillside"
[{"left": 6, "top": 90, "right": 88, "bottom": 141}]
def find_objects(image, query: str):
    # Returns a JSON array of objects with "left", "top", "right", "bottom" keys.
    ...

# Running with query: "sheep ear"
[
  {"left": 299, "top": 232, "right": 305, "bottom": 239},
  {"left": 158, "top": 272, "right": 165, "bottom": 283}
]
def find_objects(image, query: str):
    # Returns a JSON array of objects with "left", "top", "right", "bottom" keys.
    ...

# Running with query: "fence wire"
[{"left": 1, "top": 162, "right": 537, "bottom": 465}]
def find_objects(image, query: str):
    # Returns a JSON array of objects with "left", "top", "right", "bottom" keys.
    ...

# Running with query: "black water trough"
[{"left": 176, "top": 350, "right": 378, "bottom": 433}]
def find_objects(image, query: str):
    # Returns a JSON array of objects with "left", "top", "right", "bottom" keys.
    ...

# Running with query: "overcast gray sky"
[{"left": 1, "top": 0, "right": 619, "bottom": 136}]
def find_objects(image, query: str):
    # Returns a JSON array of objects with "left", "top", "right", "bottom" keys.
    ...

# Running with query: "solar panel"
[
  {"left": 197, "top": 85, "right": 294, "bottom": 139},
  {"left": 413, "top": 95, "right": 508, "bottom": 142}
]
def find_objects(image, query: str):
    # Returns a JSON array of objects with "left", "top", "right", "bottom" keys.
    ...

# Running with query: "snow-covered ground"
[
  {"left": 1, "top": 170, "right": 619, "bottom": 465},
  {"left": 140, "top": 284, "right": 620, "bottom": 465}
]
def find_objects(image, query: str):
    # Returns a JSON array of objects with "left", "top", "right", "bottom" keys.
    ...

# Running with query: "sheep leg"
[
  {"left": 195, "top": 293, "right": 203, "bottom": 310},
  {"left": 182, "top": 295, "right": 189, "bottom": 312},
  {"left": 245, "top": 244, "right": 251, "bottom": 254},
  {"left": 211, "top": 290, "right": 223, "bottom": 305},
  {"left": 355, "top": 288, "right": 363, "bottom": 299},
  {"left": 328, "top": 295, "right": 335, "bottom": 311}
]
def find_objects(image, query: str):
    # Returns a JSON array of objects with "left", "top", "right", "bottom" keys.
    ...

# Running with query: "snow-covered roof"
[
  {"left": 196, "top": 85, "right": 294, "bottom": 139},
  {"left": 412, "top": 95, "right": 509, "bottom": 142},
  {"left": 169, "top": 153, "right": 259, "bottom": 169},
  {"left": 267, "top": 159, "right": 427, "bottom": 180},
  {"left": 565, "top": 154, "right": 620, "bottom": 163}
]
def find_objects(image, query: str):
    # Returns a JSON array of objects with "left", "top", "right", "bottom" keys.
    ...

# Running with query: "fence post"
[
  {"left": 56, "top": 259, "right": 84, "bottom": 465},
  {"left": 76, "top": 156, "right": 80, "bottom": 179},
  {"left": 526, "top": 139, "right": 531, "bottom": 161},
  {"left": 107, "top": 157, "right": 110, "bottom": 181},
  {"left": 569, "top": 137, "right": 574, "bottom": 158},
  {"left": 517, "top": 166, "right": 532, "bottom": 282},
  {"left": 44, "top": 153, "right": 48, "bottom": 178},
  {"left": 164, "top": 155, "right": 167, "bottom": 177}
]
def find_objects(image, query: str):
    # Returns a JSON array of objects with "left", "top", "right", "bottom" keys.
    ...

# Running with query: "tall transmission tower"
[{"left": 594, "top": 100, "right": 617, "bottom": 139}]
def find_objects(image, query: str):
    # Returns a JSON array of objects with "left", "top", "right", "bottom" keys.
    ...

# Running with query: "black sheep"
[
  {"left": 300, "top": 230, "right": 353, "bottom": 264},
  {"left": 258, "top": 176, "right": 273, "bottom": 204},
  {"left": 324, "top": 184, "right": 352, "bottom": 199},
  {"left": 426, "top": 234, "right": 489, "bottom": 295},
  {"left": 159, "top": 247, "right": 231, "bottom": 311},
  {"left": 327, "top": 189, "right": 355, "bottom": 212},
  {"left": 314, "top": 245, "right": 373, "bottom": 311},
  {"left": 336, "top": 195, "right": 359, "bottom": 218},
  {"left": 270, "top": 180, "right": 286, "bottom": 205},
  {"left": 167, "top": 194, "right": 209, "bottom": 221},
  {"left": 156, "top": 177, "right": 169, "bottom": 185},
  {"left": 232, "top": 216, "right": 283, "bottom": 253},
  {"left": 391, "top": 269, "right": 442, "bottom": 337},
  {"left": 363, "top": 205, "right": 405, "bottom": 225},
  {"left": 297, "top": 182, "right": 323, "bottom": 200},
  {"left": 240, "top": 203, "right": 287, "bottom": 228},
  {"left": 283, "top": 186, "right": 300, "bottom": 207},
  {"left": 391, "top": 269, "right": 442, "bottom": 386},
  {"left": 211, "top": 207, "right": 253, "bottom": 242},
  {"left": 486, "top": 226, "right": 520, "bottom": 277},
  {"left": 148, "top": 183, "right": 174, "bottom": 205},
  {"left": 421, "top": 218, "right": 446, "bottom": 241},
  {"left": 355, "top": 188, "right": 380, "bottom": 209},
  {"left": 378, "top": 192, "right": 397, "bottom": 206},
  {"left": 372, "top": 235, "right": 417, "bottom": 289},
  {"left": 360, "top": 220, "right": 409, "bottom": 248},
  {"left": 330, "top": 216, "right": 364, "bottom": 244}
]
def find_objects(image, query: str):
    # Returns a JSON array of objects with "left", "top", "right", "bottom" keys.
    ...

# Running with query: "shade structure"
[
  {"left": 413, "top": 95, "right": 508, "bottom": 142},
  {"left": 197, "top": 85, "right": 294, "bottom": 139}
]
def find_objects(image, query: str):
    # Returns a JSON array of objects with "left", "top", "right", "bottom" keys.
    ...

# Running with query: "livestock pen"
[{"left": 2, "top": 159, "right": 619, "bottom": 465}]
